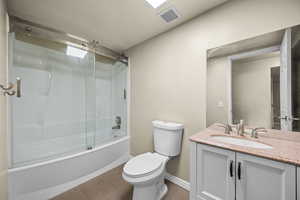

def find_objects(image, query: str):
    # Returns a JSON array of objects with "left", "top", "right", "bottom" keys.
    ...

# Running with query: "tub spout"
[{"left": 112, "top": 116, "right": 121, "bottom": 130}]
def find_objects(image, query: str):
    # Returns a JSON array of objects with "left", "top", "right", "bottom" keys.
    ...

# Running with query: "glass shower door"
[
  {"left": 9, "top": 33, "right": 96, "bottom": 167},
  {"left": 94, "top": 58, "right": 127, "bottom": 146},
  {"left": 111, "top": 61, "right": 128, "bottom": 138}
]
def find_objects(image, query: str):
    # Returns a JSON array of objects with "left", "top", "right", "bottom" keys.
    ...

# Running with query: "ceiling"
[{"left": 8, "top": 0, "right": 228, "bottom": 53}]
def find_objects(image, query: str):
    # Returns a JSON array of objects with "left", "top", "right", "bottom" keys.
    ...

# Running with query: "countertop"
[{"left": 189, "top": 124, "right": 300, "bottom": 165}]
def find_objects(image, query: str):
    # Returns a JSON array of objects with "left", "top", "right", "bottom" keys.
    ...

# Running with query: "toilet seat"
[{"left": 124, "top": 153, "right": 165, "bottom": 178}]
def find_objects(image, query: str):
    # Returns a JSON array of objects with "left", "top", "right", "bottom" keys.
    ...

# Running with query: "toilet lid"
[{"left": 124, "top": 153, "right": 163, "bottom": 178}]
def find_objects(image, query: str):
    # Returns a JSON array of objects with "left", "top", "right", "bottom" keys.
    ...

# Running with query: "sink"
[{"left": 210, "top": 136, "right": 272, "bottom": 149}]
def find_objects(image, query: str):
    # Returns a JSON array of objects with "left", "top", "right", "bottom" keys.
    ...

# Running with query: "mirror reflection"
[{"left": 207, "top": 25, "right": 300, "bottom": 132}]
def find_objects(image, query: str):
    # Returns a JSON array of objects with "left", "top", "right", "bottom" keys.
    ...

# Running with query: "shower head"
[{"left": 114, "top": 54, "right": 128, "bottom": 65}]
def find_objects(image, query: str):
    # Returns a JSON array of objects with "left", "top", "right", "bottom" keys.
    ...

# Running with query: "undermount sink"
[{"left": 210, "top": 135, "right": 272, "bottom": 149}]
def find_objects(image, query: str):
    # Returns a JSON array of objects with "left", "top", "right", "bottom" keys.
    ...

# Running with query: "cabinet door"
[
  {"left": 236, "top": 153, "right": 296, "bottom": 200},
  {"left": 190, "top": 142, "right": 197, "bottom": 200},
  {"left": 297, "top": 167, "right": 300, "bottom": 200},
  {"left": 196, "top": 144, "right": 235, "bottom": 200}
]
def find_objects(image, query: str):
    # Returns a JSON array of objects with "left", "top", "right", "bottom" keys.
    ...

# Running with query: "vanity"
[
  {"left": 189, "top": 124, "right": 300, "bottom": 200},
  {"left": 197, "top": 24, "right": 300, "bottom": 200}
]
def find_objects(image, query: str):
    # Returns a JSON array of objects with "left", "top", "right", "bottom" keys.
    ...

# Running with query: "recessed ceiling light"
[
  {"left": 145, "top": 0, "right": 167, "bottom": 8},
  {"left": 66, "top": 46, "right": 87, "bottom": 58}
]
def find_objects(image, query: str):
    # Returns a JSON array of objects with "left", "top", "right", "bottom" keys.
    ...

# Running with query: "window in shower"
[{"left": 9, "top": 33, "right": 127, "bottom": 168}]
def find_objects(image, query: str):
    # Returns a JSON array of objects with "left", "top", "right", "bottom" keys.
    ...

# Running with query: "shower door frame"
[{"left": 7, "top": 17, "right": 130, "bottom": 169}]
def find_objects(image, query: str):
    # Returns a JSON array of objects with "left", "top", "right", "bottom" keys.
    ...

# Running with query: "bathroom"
[{"left": 1, "top": 0, "right": 300, "bottom": 200}]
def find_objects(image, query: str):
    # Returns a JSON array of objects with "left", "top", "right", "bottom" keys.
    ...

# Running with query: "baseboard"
[{"left": 165, "top": 172, "right": 190, "bottom": 191}]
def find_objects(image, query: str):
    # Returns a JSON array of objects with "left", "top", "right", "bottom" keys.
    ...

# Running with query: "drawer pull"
[
  {"left": 229, "top": 160, "right": 234, "bottom": 177},
  {"left": 238, "top": 162, "right": 242, "bottom": 180}
]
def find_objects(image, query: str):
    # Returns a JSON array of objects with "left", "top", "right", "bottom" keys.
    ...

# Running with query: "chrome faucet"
[
  {"left": 250, "top": 127, "right": 267, "bottom": 138},
  {"left": 217, "top": 123, "right": 233, "bottom": 134},
  {"left": 112, "top": 116, "right": 121, "bottom": 130},
  {"left": 218, "top": 120, "right": 267, "bottom": 138},
  {"left": 236, "top": 120, "right": 245, "bottom": 136}
]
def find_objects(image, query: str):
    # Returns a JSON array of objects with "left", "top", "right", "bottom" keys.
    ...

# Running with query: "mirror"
[{"left": 207, "top": 24, "right": 300, "bottom": 132}]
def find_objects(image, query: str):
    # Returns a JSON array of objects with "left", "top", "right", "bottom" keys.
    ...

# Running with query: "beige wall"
[
  {"left": 126, "top": 0, "right": 300, "bottom": 181},
  {"left": 207, "top": 54, "right": 280, "bottom": 128},
  {"left": 207, "top": 56, "right": 229, "bottom": 126},
  {"left": 232, "top": 55, "right": 280, "bottom": 128},
  {"left": 0, "top": 0, "right": 7, "bottom": 199}
]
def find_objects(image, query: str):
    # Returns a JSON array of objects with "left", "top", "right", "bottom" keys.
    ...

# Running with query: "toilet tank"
[{"left": 152, "top": 120, "right": 184, "bottom": 157}]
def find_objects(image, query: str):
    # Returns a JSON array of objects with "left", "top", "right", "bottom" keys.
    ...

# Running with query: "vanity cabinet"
[
  {"left": 235, "top": 153, "right": 295, "bottom": 200},
  {"left": 297, "top": 167, "right": 300, "bottom": 200},
  {"left": 190, "top": 142, "right": 296, "bottom": 200},
  {"left": 195, "top": 144, "right": 235, "bottom": 200}
]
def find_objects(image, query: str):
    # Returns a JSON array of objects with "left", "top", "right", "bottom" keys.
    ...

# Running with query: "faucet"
[
  {"left": 218, "top": 120, "right": 267, "bottom": 138},
  {"left": 236, "top": 120, "right": 245, "bottom": 136},
  {"left": 217, "top": 123, "right": 233, "bottom": 134},
  {"left": 112, "top": 116, "right": 121, "bottom": 130},
  {"left": 250, "top": 127, "right": 267, "bottom": 138}
]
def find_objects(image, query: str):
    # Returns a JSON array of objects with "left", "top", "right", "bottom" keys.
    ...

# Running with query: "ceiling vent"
[{"left": 159, "top": 7, "right": 180, "bottom": 23}]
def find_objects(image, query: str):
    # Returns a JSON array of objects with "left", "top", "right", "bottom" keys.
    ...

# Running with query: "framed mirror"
[{"left": 207, "top": 24, "right": 300, "bottom": 132}]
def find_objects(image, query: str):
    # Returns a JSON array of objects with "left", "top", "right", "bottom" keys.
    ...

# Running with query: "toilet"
[{"left": 122, "top": 120, "right": 184, "bottom": 200}]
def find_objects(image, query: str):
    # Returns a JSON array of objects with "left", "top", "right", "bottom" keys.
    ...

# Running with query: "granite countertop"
[{"left": 189, "top": 124, "right": 300, "bottom": 165}]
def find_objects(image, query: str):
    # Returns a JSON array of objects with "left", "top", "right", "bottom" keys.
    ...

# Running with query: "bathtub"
[{"left": 8, "top": 136, "right": 130, "bottom": 200}]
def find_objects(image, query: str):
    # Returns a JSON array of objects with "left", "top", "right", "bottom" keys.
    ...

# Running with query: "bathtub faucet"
[{"left": 112, "top": 116, "right": 121, "bottom": 130}]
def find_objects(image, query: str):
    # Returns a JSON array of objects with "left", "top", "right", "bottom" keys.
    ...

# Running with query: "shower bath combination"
[{"left": 7, "top": 17, "right": 130, "bottom": 200}]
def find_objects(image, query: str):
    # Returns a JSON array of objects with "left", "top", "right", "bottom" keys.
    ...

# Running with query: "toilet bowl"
[
  {"left": 122, "top": 120, "right": 184, "bottom": 200},
  {"left": 122, "top": 152, "right": 169, "bottom": 200}
]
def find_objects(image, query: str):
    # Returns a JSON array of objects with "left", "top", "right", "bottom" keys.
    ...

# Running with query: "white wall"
[
  {"left": 126, "top": 0, "right": 300, "bottom": 181},
  {"left": 0, "top": 0, "right": 8, "bottom": 198}
]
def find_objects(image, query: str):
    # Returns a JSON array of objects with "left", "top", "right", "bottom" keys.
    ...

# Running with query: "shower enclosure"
[{"left": 9, "top": 32, "right": 128, "bottom": 168}]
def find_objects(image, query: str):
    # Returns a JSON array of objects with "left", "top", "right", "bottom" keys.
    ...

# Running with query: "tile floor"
[{"left": 51, "top": 165, "right": 189, "bottom": 200}]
